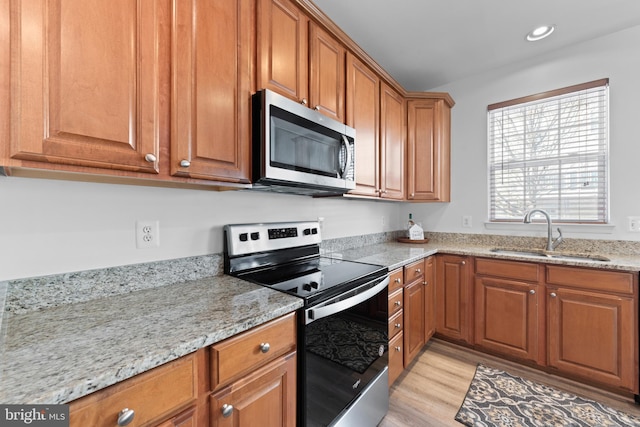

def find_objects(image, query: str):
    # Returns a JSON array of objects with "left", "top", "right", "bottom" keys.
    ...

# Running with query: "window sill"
[{"left": 484, "top": 222, "right": 615, "bottom": 235}]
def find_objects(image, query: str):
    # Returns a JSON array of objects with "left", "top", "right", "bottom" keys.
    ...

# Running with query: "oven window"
[{"left": 303, "top": 288, "right": 388, "bottom": 427}]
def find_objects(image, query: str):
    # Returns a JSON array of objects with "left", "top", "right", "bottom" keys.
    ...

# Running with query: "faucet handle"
[{"left": 552, "top": 227, "right": 564, "bottom": 250}]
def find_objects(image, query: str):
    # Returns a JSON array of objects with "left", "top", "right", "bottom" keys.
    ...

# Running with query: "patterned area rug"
[
  {"left": 455, "top": 364, "right": 640, "bottom": 427},
  {"left": 305, "top": 316, "right": 387, "bottom": 374}
]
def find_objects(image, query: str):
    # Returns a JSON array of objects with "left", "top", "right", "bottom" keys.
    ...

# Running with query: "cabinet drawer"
[
  {"left": 389, "top": 268, "right": 404, "bottom": 293},
  {"left": 404, "top": 259, "right": 425, "bottom": 283},
  {"left": 210, "top": 312, "right": 296, "bottom": 390},
  {"left": 389, "top": 331, "right": 404, "bottom": 386},
  {"left": 388, "top": 287, "right": 404, "bottom": 315},
  {"left": 546, "top": 266, "right": 635, "bottom": 295},
  {"left": 388, "top": 309, "right": 403, "bottom": 339},
  {"left": 70, "top": 352, "right": 199, "bottom": 427},
  {"left": 475, "top": 258, "right": 539, "bottom": 282}
]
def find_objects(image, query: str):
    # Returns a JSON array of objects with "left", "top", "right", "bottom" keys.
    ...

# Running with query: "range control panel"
[{"left": 225, "top": 221, "right": 321, "bottom": 256}]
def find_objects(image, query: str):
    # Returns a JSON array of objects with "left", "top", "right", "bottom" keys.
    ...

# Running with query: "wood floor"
[{"left": 379, "top": 339, "right": 640, "bottom": 426}]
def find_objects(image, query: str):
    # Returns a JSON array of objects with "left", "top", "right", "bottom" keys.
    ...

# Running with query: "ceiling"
[{"left": 312, "top": 0, "right": 640, "bottom": 91}]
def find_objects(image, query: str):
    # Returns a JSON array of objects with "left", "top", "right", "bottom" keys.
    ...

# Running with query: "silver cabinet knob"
[
  {"left": 144, "top": 153, "right": 157, "bottom": 163},
  {"left": 260, "top": 343, "right": 270, "bottom": 353},
  {"left": 394, "top": 278, "right": 401, "bottom": 283},
  {"left": 117, "top": 408, "right": 135, "bottom": 426},
  {"left": 394, "top": 323, "right": 401, "bottom": 329},
  {"left": 423, "top": 281, "right": 428, "bottom": 286},
  {"left": 529, "top": 289, "right": 536, "bottom": 295},
  {"left": 410, "top": 193, "right": 415, "bottom": 197},
  {"left": 416, "top": 268, "right": 421, "bottom": 274},
  {"left": 394, "top": 300, "right": 401, "bottom": 306},
  {"left": 550, "top": 292, "right": 557, "bottom": 298},
  {"left": 461, "top": 261, "right": 466, "bottom": 265},
  {"left": 221, "top": 404, "right": 234, "bottom": 418},
  {"left": 394, "top": 346, "right": 401, "bottom": 352},
  {"left": 314, "top": 105, "right": 320, "bottom": 111},
  {"left": 300, "top": 98, "right": 308, "bottom": 106},
  {"left": 180, "top": 159, "right": 191, "bottom": 167}
]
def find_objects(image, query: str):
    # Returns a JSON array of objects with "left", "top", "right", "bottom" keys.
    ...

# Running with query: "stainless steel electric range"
[{"left": 224, "top": 221, "right": 390, "bottom": 427}]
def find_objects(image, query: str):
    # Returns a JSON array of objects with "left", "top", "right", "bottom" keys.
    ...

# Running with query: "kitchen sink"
[{"left": 490, "top": 247, "right": 610, "bottom": 262}]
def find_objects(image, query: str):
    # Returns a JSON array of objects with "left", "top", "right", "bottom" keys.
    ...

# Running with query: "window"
[{"left": 488, "top": 79, "right": 609, "bottom": 223}]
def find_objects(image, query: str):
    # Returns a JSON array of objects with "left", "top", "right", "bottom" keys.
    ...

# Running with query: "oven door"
[{"left": 301, "top": 274, "right": 390, "bottom": 427}]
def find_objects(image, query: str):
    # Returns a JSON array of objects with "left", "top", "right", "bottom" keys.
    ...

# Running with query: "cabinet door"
[
  {"left": 9, "top": 0, "right": 166, "bottom": 173},
  {"left": 436, "top": 255, "right": 472, "bottom": 343},
  {"left": 171, "top": 0, "right": 251, "bottom": 183},
  {"left": 346, "top": 53, "right": 380, "bottom": 197},
  {"left": 309, "top": 23, "right": 345, "bottom": 122},
  {"left": 210, "top": 353, "right": 297, "bottom": 427},
  {"left": 257, "top": 0, "right": 308, "bottom": 103},
  {"left": 548, "top": 287, "right": 636, "bottom": 392},
  {"left": 475, "top": 276, "right": 540, "bottom": 362},
  {"left": 424, "top": 256, "right": 436, "bottom": 341},
  {"left": 406, "top": 99, "right": 451, "bottom": 201},
  {"left": 403, "top": 278, "right": 425, "bottom": 366},
  {"left": 379, "top": 83, "right": 406, "bottom": 200}
]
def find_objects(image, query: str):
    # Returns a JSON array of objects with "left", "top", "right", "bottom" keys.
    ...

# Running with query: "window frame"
[{"left": 487, "top": 78, "right": 610, "bottom": 224}]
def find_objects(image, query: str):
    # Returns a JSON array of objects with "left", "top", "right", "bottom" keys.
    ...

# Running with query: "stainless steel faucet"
[{"left": 523, "top": 209, "right": 563, "bottom": 251}]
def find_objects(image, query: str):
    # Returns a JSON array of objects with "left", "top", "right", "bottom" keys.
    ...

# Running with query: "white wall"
[
  {"left": 0, "top": 177, "right": 400, "bottom": 281},
  {"left": 402, "top": 25, "right": 640, "bottom": 242}
]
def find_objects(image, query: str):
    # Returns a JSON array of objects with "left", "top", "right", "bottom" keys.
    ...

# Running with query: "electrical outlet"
[
  {"left": 136, "top": 220, "right": 160, "bottom": 248},
  {"left": 628, "top": 216, "right": 640, "bottom": 232},
  {"left": 462, "top": 215, "right": 472, "bottom": 228}
]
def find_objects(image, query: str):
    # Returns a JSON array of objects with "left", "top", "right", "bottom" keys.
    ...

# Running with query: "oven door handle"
[{"left": 305, "top": 275, "right": 389, "bottom": 325}]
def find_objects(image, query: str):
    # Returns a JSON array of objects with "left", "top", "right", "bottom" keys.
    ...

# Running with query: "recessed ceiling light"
[{"left": 526, "top": 25, "right": 555, "bottom": 42}]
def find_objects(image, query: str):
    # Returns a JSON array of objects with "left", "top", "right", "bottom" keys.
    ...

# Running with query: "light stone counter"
[
  {"left": 326, "top": 241, "right": 640, "bottom": 273},
  {"left": 0, "top": 275, "right": 302, "bottom": 404}
]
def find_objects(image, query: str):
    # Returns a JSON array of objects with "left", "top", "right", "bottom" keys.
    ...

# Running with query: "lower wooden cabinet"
[
  {"left": 435, "top": 254, "right": 472, "bottom": 343},
  {"left": 424, "top": 256, "right": 436, "bottom": 341},
  {"left": 546, "top": 266, "right": 637, "bottom": 392},
  {"left": 474, "top": 258, "right": 543, "bottom": 364},
  {"left": 388, "top": 268, "right": 404, "bottom": 385},
  {"left": 404, "top": 259, "right": 426, "bottom": 366},
  {"left": 210, "top": 353, "right": 297, "bottom": 427}
]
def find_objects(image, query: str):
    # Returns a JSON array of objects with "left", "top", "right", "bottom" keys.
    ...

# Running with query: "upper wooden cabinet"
[
  {"left": 257, "top": 0, "right": 345, "bottom": 122},
  {"left": 406, "top": 98, "right": 452, "bottom": 202},
  {"left": 8, "top": 0, "right": 167, "bottom": 174},
  {"left": 171, "top": 0, "right": 252, "bottom": 183},
  {"left": 345, "top": 53, "right": 380, "bottom": 197},
  {"left": 379, "top": 83, "right": 406, "bottom": 200}
]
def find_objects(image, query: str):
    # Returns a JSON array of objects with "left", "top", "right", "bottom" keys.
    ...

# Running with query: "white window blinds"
[{"left": 488, "top": 79, "right": 609, "bottom": 223}]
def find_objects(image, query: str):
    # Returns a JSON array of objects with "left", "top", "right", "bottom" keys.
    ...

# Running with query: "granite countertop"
[
  {"left": 325, "top": 241, "right": 640, "bottom": 273},
  {"left": 0, "top": 275, "right": 303, "bottom": 404},
  {"left": 1, "top": 235, "right": 638, "bottom": 406}
]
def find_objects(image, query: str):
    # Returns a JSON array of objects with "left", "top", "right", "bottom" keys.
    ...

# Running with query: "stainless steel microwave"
[{"left": 251, "top": 89, "right": 356, "bottom": 196}]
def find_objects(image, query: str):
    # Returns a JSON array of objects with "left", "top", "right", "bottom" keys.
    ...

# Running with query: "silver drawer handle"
[
  {"left": 260, "top": 342, "right": 270, "bottom": 353},
  {"left": 221, "top": 404, "right": 234, "bottom": 418},
  {"left": 180, "top": 159, "right": 191, "bottom": 167},
  {"left": 117, "top": 408, "right": 135, "bottom": 426},
  {"left": 144, "top": 153, "right": 157, "bottom": 163}
]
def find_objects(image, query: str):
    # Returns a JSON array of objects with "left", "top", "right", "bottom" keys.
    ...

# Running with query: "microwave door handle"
[
  {"left": 305, "top": 276, "right": 389, "bottom": 324},
  {"left": 339, "top": 135, "right": 351, "bottom": 178}
]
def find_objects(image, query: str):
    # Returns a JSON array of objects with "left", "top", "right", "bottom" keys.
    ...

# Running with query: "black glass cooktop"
[{"left": 236, "top": 256, "right": 386, "bottom": 305}]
